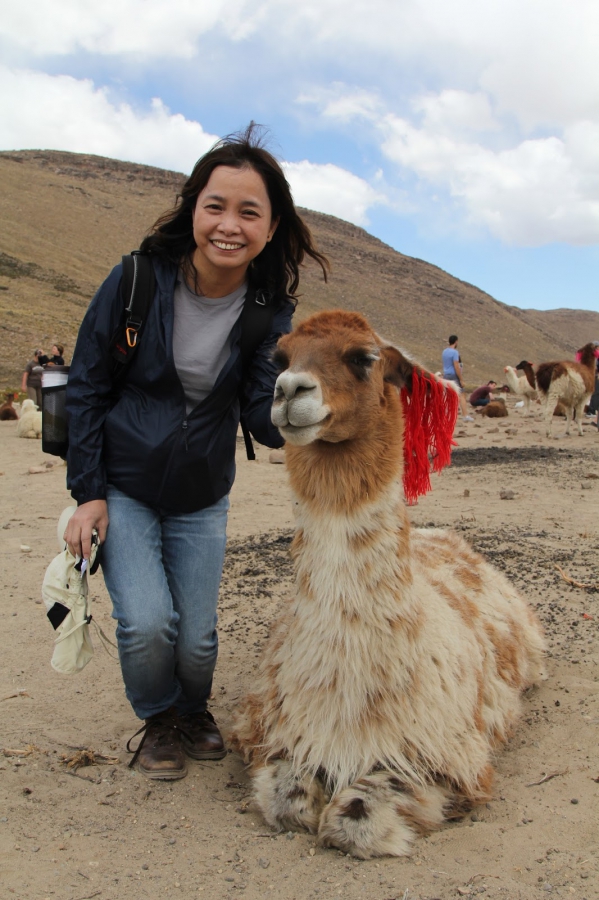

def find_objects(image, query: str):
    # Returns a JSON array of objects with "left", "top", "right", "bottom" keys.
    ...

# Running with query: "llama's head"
[
  {"left": 272, "top": 310, "right": 415, "bottom": 446},
  {"left": 272, "top": 310, "right": 458, "bottom": 504}
]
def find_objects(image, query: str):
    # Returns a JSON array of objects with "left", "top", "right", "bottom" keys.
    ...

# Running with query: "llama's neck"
[
  {"left": 290, "top": 476, "right": 413, "bottom": 623},
  {"left": 504, "top": 367, "right": 522, "bottom": 394},
  {"left": 285, "top": 409, "right": 404, "bottom": 516}
]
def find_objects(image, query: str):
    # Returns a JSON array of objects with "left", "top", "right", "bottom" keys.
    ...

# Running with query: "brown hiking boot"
[
  {"left": 127, "top": 710, "right": 187, "bottom": 780},
  {"left": 177, "top": 710, "right": 227, "bottom": 760}
]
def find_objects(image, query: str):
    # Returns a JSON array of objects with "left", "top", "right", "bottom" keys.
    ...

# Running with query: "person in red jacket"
[{"left": 468, "top": 380, "right": 497, "bottom": 408}]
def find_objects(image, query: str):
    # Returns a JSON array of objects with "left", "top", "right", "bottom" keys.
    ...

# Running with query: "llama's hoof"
[{"left": 254, "top": 760, "right": 327, "bottom": 834}]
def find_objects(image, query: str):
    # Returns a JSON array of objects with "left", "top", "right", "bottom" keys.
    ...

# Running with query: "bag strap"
[
  {"left": 109, "top": 251, "right": 156, "bottom": 377},
  {"left": 237, "top": 288, "right": 276, "bottom": 460}
]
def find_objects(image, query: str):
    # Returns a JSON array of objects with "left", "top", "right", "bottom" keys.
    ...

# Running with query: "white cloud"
[
  {"left": 381, "top": 110, "right": 599, "bottom": 245},
  {"left": 283, "top": 161, "right": 384, "bottom": 226},
  {"left": 0, "top": 0, "right": 229, "bottom": 58},
  {"left": 412, "top": 90, "right": 499, "bottom": 136},
  {"left": 0, "top": 66, "right": 217, "bottom": 173},
  {"left": 297, "top": 84, "right": 383, "bottom": 124}
]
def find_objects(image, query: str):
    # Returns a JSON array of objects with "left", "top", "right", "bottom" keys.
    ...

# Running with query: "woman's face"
[
  {"left": 192, "top": 165, "right": 278, "bottom": 289},
  {"left": 52, "top": 345, "right": 59, "bottom": 356}
]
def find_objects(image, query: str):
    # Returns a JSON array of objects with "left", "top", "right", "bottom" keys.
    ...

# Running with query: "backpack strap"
[
  {"left": 109, "top": 251, "right": 156, "bottom": 378},
  {"left": 238, "top": 288, "right": 276, "bottom": 460}
]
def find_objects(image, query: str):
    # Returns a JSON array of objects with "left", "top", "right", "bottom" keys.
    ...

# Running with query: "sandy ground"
[{"left": 1, "top": 400, "right": 599, "bottom": 900}]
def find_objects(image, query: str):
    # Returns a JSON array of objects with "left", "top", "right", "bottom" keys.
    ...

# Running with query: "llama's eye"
[
  {"left": 345, "top": 352, "right": 376, "bottom": 381},
  {"left": 272, "top": 349, "right": 289, "bottom": 373}
]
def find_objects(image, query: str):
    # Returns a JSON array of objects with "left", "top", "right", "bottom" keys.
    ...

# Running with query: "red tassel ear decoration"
[{"left": 400, "top": 372, "right": 458, "bottom": 505}]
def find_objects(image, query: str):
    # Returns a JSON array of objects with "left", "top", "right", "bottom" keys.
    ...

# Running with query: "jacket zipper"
[{"left": 182, "top": 419, "right": 188, "bottom": 450}]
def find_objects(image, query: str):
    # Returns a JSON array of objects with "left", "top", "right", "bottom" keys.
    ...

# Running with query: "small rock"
[
  {"left": 269, "top": 449, "right": 285, "bottom": 465},
  {"left": 258, "top": 858, "right": 270, "bottom": 869},
  {"left": 488, "top": 427, "right": 499, "bottom": 434},
  {"left": 142, "top": 863, "right": 149, "bottom": 870},
  {"left": 286, "top": 831, "right": 295, "bottom": 840},
  {"left": 28, "top": 466, "right": 50, "bottom": 474},
  {"left": 570, "top": 798, "right": 579, "bottom": 804},
  {"left": 309, "top": 848, "right": 316, "bottom": 857},
  {"left": 463, "top": 489, "right": 470, "bottom": 497},
  {"left": 20, "top": 545, "right": 32, "bottom": 552},
  {"left": 581, "top": 483, "right": 592, "bottom": 490},
  {"left": 499, "top": 490, "right": 515, "bottom": 500},
  {"left": 470, "top": 812, "right": 480, "bottom": 822}
]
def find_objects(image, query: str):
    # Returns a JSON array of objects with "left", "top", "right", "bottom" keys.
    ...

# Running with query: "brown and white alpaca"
[
  {"left": 231, "top": 310, "right": 546, "bottom": 859},
  {"left": 534, "top": 344, "right": 596, "bottom": 437},
  {"left": 504, "top": 363, "right": 537, "bottom": 415}
]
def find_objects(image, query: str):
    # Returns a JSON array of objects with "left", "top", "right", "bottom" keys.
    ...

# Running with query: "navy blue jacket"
[{"left": 66, "top": 257, "right": 293, "bottom": 513}]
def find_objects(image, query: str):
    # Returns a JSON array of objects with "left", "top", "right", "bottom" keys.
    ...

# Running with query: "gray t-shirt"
[{"left": 173, "top": 273, "right": 246, "bottom": 414}]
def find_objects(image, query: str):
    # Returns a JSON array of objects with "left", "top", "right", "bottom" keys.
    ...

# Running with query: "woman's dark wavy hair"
[{"left": 140, "top": 123, "right": 329, "bottom": 302}]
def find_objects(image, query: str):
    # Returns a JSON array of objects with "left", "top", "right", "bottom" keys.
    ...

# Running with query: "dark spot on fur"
[
  {"left": 388, "top": 777, "right": 404, "bottom": 793},
  {"left": 341, "top": 798, "right": 369, "bottom": 820},
  {"left": 286, "top": 786, "right": 308, "bottom": 800}
]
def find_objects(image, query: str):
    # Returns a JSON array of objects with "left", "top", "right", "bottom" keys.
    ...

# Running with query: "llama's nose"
[{"left": 275, "top": 370, "right": 318, "bottom": 401}]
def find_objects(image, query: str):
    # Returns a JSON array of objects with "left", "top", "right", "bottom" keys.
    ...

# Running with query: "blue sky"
[{"left": 1, "top": 0, "right": 598, "bottom": 312}]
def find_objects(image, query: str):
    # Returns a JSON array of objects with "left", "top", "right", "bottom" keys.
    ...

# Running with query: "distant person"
[
  {"left": 469, "top": 380, "right": 497, "bottom": 408},
  {"left": 48, "top": 343, "right": 65, "bottom": 366},
  {"left": 442, "top": 335, "right": 473, "bottom": 422},
  {"left": 21, "top": 350, "right": 45, "bottom": 408}
]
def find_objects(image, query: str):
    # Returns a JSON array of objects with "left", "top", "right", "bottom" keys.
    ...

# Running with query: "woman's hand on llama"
[{"left": 64, "top": 500, "right": 109, "bottom": 560}]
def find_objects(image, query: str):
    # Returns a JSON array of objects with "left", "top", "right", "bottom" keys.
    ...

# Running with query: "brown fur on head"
[
  {"left": 274, "top": 311, "right": 422, "bottom": 446},
  {"left": 272, "top": 310, "right": 433, "bottom": 512}
]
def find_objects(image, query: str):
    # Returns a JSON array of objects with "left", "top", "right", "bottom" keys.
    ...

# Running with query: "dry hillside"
[{"left": 1, "top": 149, "right": 597, "bottom": 389}]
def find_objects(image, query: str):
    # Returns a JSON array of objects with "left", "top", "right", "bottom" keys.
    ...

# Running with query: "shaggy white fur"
[{"left": 16, "top": 399, "right": 42, "bottom": 439}]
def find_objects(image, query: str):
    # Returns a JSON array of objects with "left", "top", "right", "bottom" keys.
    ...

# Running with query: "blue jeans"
[{"left": 101, "top": 485, "right": 229, "bottom": 720}]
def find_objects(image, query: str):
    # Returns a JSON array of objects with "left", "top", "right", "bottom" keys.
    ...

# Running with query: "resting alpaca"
[
  {"left": 0, "top": 392, "right": 19, "bottom": 421},
  {"left": 476, "top": 398, "right": 508, "bottom": 418},
  {"left": 231, "top": 310, "right": 546, "bottom": 859},
  {"left": 17, "top": 398, "right": 42, "bottom": 438},
  {"left": 535, "top": 344, "right": 596, "bottom": 437},
  {"left": 504, "top": 364, "right": 537, "bottom": 415}
]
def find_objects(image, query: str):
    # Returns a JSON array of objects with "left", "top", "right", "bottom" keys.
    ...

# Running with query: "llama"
[
  {"left": 231, "top": 310, "right": 546, "bottom": 859},
  {"left": 0, "top": 392, "right": 19, "bottom": 421},
  {"left": 504, "top": 364, "right": 537, "bottom": 415},
  {"left": 535, "top": 344, "right": 596, "bottom": 437},
  {"left": 16, "top": 398, "right": 42, "bottom": 438},
  {"left": 476, "top": 398, "right": 508, "bottom": 418}
]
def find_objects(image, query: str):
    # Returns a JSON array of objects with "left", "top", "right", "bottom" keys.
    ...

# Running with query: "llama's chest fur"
[{"left": 247, "top": 486, "right": 544, "bottom": 792}]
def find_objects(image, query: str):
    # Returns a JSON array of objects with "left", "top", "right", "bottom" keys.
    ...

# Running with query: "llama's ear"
[{"left": 380, "top": 344, "right": 417, "bottom": 389}]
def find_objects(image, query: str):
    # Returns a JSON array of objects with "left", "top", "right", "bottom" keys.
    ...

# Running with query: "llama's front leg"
[
  {"left": 253, "top": 760, "right": 328, "bottom": 834},
  {"left": 318, "top": 774, "right": 449, "bottom": 859}
]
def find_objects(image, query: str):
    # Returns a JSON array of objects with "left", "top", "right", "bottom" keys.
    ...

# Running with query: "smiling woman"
[{"left": 64, "top": 123, "right": 329, "bottom": 782}]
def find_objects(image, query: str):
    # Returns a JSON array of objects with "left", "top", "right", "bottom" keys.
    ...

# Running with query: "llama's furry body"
[
  {"left": 231, "top": 310, "right": 546, "bottom": 858},
  {"left": 534, "top": 345, "right": 596, "bottom": 437},
  {"left": 477, "top": 398, "right": 508, "bottom": 417}
]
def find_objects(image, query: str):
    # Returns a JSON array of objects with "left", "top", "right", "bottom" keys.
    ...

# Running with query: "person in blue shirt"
[{"left": 442, "top": 335, "right": 473, "bottom": 422}]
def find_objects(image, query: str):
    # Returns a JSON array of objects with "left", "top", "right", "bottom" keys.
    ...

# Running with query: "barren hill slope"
[{"left": 1, "top": 149, "right": 597, "bottom": 388}]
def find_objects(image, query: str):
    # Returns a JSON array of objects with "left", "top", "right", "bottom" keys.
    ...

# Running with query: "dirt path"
[{"left": 1, "top": 405, "right": 598, "bottom": 900}]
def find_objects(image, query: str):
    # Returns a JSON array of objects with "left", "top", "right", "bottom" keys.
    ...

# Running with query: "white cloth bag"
[{"left": 41, "top": 507, "right": 100, "bottom": 674}]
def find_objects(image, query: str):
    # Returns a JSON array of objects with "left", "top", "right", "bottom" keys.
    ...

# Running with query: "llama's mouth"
[{"left": 277, "top": 421, "right": 326, "bottom": 446}]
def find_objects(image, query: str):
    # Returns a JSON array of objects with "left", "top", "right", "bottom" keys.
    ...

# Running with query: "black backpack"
[{"left": 42, "top": 251, "right": 276, "bottom": 459}]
